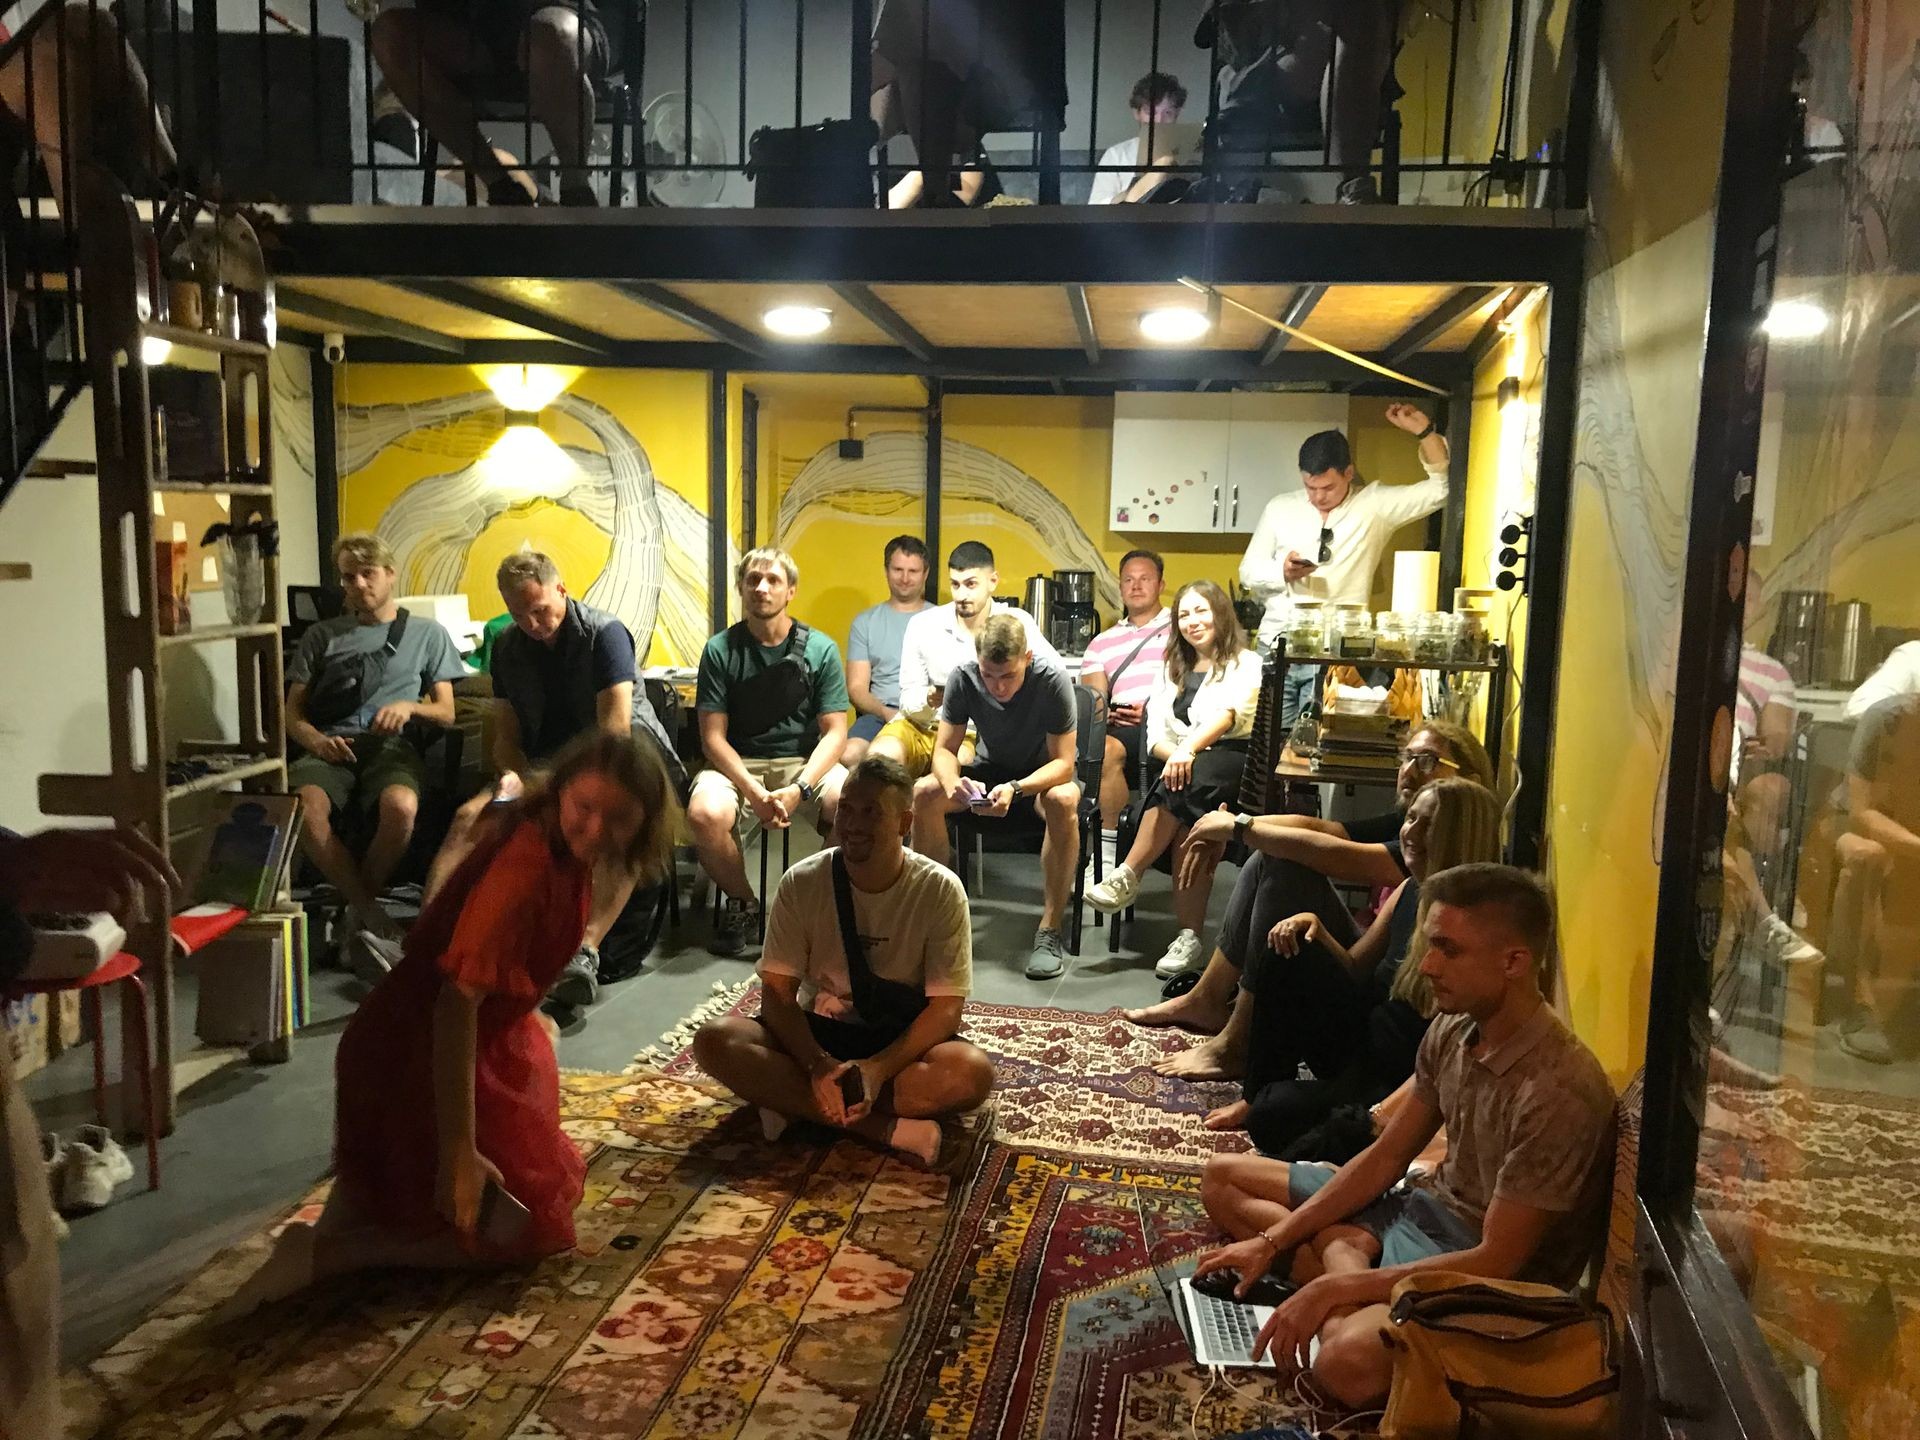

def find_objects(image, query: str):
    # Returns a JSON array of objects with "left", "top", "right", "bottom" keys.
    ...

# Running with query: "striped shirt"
[{"left": 1081, "top": 608, "right": 1172, "bottom": 712}]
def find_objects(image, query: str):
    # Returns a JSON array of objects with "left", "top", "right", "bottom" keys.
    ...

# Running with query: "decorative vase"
[{"left": 219, "top": 533, "right": 266, "bottom": 626}]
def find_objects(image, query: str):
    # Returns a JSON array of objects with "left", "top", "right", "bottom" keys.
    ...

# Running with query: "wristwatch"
[
  {"left": 1008, "top": 780, "right": 1025, "bottom": 799},
  {"left": 796, "top": 779, "right": 818, "bottom": 804},
  {"left": 1232, "top": 812, "right": 1253, "bottom": 845},
  {"left": 1415, "top": 420, "right": 1438, "bottom": 440}
]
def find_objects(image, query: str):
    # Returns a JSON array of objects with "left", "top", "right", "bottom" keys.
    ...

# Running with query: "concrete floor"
[{"left": 34, "top": 838, "right": 1225, "bottom": 1366}]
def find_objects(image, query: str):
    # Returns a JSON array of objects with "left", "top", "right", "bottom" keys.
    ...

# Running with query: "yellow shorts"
[{"left": 871, "top": 716, "right": 975, "bottom": 778}]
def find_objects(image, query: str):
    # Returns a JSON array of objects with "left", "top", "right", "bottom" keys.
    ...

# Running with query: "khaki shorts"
[
  {"left": 872, "top": 716, "right": 975, "bottom": 779},
  {"left": 690, "top": 756, "right": 844, "bottom": 843}
]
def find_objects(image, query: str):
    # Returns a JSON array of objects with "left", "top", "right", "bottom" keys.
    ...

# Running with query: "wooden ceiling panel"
[
  {"left": 277, "top": 277, "right": 552, "bottom": 341},
  {"left": 665, "top": 282, "right": 895, "bottom": 348},
  {"left": 1284, "top": 284, "right": 1456, "bottom": 353},
  {"left": 1427, "top": 287, "right": 1512, "bottom": 351},
  {"left": 468, "top": 278, "right": 706, "bottom": 342},
  {"left": 1084, "top": 284, "right": 1294, "bottom": 351},
  {"left": 868, "top": 284, "right": 1076, "bottom": 349}
]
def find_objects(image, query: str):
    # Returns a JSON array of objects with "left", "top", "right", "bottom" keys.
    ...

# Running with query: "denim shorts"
[{"left": 1287, "top": 1162, "right": 1480, "bottom": 1267}]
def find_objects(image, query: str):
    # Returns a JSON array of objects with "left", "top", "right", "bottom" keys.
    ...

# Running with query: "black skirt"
[{"left": 1142, "top": 738, "right": 1250, "bottom": 825}]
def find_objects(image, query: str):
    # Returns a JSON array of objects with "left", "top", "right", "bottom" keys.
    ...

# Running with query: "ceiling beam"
[
  {"left": 277, "top": 285, "right": 467, "bottom": 356},
  {"left": 1259, "top": 284, "right": 1326, "bottom": 366},
  {"left": 828, "top": 282, "right": 936, "bottom": 362},
  {"left": 397, "top": 279, "right": 614, "bottom": 354},
  {"left": 600, "top": 280, "right": 771, "bottom": 356},
  {"left": 1066, "top": 284, "right": 1100, "bottom": 363},
  {"left": 1465, "top": 286, "right": 1530, "bottom": 368},
  {"left": 1383, "top": 285, "right": 1503, "bottom": 366}
]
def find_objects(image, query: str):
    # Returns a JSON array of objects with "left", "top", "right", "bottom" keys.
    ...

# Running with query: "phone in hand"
[
  {"left": 477, "top": 1176, "right": 533, "bottom": 1248},
  {"left": 837, "top": 1064, "right": 866, "bottom": 1110}
]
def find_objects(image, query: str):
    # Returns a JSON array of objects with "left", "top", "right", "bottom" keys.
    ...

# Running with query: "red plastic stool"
[{"left": 6, "top": 951, "right": 161, "bottom": 1191}]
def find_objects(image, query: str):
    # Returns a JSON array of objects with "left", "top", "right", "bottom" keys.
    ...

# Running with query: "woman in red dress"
[{"left": 226, "top": 731, "right": 677, "bottom": 1313}]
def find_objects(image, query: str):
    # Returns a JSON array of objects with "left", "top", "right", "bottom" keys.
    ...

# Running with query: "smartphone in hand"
[
  {"left": 837, "top": 1065, "right": 866, "bottom": 1110},
  {"left": 477, "top": 1177, "right": 532, "bottom": 1248}
]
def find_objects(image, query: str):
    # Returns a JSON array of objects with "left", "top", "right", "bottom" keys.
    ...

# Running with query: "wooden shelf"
[
  {"left": 1280, "top": 651, "right": 1504, "bottom": 673},
  {"left": 152, "top": 481, "right": 275, "bottom": 497},
  {"left": 165, "top": 755, "right": 286, "bottom": 799},
  {"left": 157, "top": 622, "right": 280, "bottom": 649},
  {"left": 139, "top": 322, "right": 270, "bottom": 360}
]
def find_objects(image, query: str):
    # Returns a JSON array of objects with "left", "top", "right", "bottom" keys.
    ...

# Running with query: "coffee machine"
[{"left": 1051, "top": 569, "right": 1098, "bottom": 654}]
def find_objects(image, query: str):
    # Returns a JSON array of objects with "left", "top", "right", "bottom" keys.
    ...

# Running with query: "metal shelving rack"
[{"left": 36, "top": 171, "right": 286, "bottom": 1132}]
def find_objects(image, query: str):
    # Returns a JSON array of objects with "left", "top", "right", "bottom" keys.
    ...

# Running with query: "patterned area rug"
[{"left": 67, "top": 987, "right": 1275, "bottom": 1439}]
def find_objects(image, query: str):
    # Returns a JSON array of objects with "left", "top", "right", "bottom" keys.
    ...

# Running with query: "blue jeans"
[
  {"left": 1280, "top": 663, "right": 1322, "bottom": 730},
  {"left": 1287, "top": 1163, "right": 1480, "bottom": 1267}
]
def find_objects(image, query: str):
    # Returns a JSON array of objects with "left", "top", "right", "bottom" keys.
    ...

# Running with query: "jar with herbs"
[
  {"left": 1414, "top": 612, "right": 1459, "bottom": 663},
  {"left": 1374, "top": 612, "right": 1413, "bottom": 661},
  {"left": 1332, "top": 607, "right": 1376, "bottom": 659},
  {"left": 1283, "top": 602, "right": 1327, "bottom": 657}
]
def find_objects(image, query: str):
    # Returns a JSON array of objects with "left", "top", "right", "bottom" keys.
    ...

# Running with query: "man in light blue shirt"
[{"left": 843, "top": 535, "right": 932, "bottom": 769}]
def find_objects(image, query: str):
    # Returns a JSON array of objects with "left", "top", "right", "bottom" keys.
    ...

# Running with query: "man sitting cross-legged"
[
  {"left": 1191, "top": 864, "right": 1615, "bottom": 1408},
  {"left": 694, "top": 756, "right": 995, "bottom": 1166}
]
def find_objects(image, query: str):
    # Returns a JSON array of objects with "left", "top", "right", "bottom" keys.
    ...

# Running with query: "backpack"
[
  {"left": 1381, "top": 1272, "right": 1619, "bottom": 1440},
  {"left": 302, "top": 610, "right": 410, "bottom": 729},
  {"left": 723, "top": 620, "right": 816, "bottom": 743}
]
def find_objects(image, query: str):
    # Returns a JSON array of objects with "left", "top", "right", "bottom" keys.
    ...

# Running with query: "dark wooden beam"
[
  {"left": 397, "top": 279, "right": 614, "bottom": 355},
  {"left": 1066, "top": 283, "right": 1100, "bottom": 363},
  {"left": 1383, "top": 285, "right": 1502, "bottom": 365},
  {"left": 601, "top": 280, "right": 771, "bottom": 356},
  {"left": 1466, "top": 286, "right": 1531, "bottom": 369},
  {"left": 829, "top": 282, "right": 935, "bottom": 362},
  {"left": 277, "top": 285, "right": 466, "bottom": 356},
  {"left": 1259, "top": 284, "right": 1326, "bottom": 365}
]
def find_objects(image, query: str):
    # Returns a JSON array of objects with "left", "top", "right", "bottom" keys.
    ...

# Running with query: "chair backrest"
[{"left": 1072, "top": 684, "right": 1106, "bottom": 794}]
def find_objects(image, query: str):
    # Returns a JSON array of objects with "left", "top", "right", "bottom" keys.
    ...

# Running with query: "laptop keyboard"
[{"left": 1194, "top": 1289, "right": 1260, "bottom": 1362}]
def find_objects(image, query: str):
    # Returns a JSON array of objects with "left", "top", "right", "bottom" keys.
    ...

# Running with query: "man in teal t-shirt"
[{"left": 691, "top": 546, "right": 851, "bottom": 955}]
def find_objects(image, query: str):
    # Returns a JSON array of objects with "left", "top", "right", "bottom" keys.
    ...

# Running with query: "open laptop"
[
  {"left": 1177, "top": 1275, "right": 1321, "bottom": 1370},
  {"left": 1134, "top": 118, "right": 1206, "bottom": 170}
]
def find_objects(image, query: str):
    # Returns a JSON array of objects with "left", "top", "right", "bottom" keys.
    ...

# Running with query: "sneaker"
[
  {"left": 550, "top": 942, "right": 601, "bottom": 1009},
  {"left": 1336, "top": 173, "right": 1380, "bottom": 205},
  {"left": 1154, "top": 929, "right": 1205, "bottom": 980},
  {"left": 1840, "top": 1013, "right": 1894, "bottom": 1065},
  {"left": 348, "top": 930, "right": 400, "bottom": 986},
  {"left": 1085, "top": 864, "right": 1140, "bottom": 916},
  {"left": 710, "top": 896, "right": 760, "bottom": 957},
  {"left": 1762, "top": 915, "right": 1822, "bottom": 970},
  {"left": 1026, "top": 927, "right": 1066, "bottom": 980},
  {"left": 60, "top": 1126, "right": 134, "bottom": 1214}
]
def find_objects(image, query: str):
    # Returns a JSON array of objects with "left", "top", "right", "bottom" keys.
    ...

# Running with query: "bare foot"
[
  {"left": 1152, "top": 1032, "right": 1242, "bottom": 1081},
  {"left": 212, "top": 1220, "right": 318, "bottom": 1324},
  {"left": 1204, "top": 1099, "right": 1251, "bottom": 1132},
  {"left": 886, "top": 1117, "right": 942, "bottom": 1167},
  {"left": 1124, "top": 991, "right": 1232, "bottom": 1035}
]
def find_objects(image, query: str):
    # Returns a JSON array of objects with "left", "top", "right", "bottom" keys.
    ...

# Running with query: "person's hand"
[
  {"left": 1253, "top": 1275, "right": 1343, "bottom": 1370},
  {"left": 981, "top": 784, "right": 1017, "bottom": 818},
  {"left": 1109, "top": 701, "right": 1144, "bottom": 729},
  {"left": 747, "top": 784, "right": 786, "bottom": 828},
  {"left": 369, "top": 701, "right": 417, "bottom": 736},
  {"left": 1283, "top": 550, "right": 1319, "bottom": 583},
  {"left": 1162, "top": 748, "right": 1194, "bottom": 792},
  {"left": 1267, "top": 912, "right": 1324, "bottom": 956},
  {"left": 311, "top": 733, "right": 357, "bottom": 764},
  {"left": 1177, "top": 830, "right": 1226, "bottom": 890},
  {"left": 768, "top": 784, "right": 803, "bottom": 825},
  {"left": 0, "top": 825, "right": 180, "bottom": 917},
  {"left": 1385, "top": 402, "right": 1430, "bottom": 436},
  {"left": 809, "top": 1054, "right": 849, "bottom": 1126},
  {"left": 943, "top": 773, "right": 977, "bottom": 805},
  {"left": 435, "top": 1143, "right": 504, "bottom": 1240},
  {"left": 840, "top": 1058, "right": 884, "bottom": 1124},
  {"left": 1740, "top": 735, "right": 1779, "bottom": 763},
  {"left": 1193, "top": 1234, "right": 1283, "bottom": 1298},
  {"left": 1187, "top": 808, "right": 1236, "bottom": 848},
  {"left": 928, "top": 686, "right": 945, "bottom": 711},
  {"left": 493, "top": 770, "right": 524, "bottom": 801}
]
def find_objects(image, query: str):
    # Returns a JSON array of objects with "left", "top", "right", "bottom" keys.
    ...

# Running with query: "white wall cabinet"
[{"left": 1111, "top": 392, "right": 1348, "bottom": 535}]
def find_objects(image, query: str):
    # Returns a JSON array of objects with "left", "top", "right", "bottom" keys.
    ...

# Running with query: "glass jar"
[
  {"left": 1414, "top": 612, "right": 1459, "bottom": 663},
  {"left": 1283, "top": 601, "right": 1327, "bottom": 657},
  {"left": 1374, "top": 612, "right": 1413, "bottom": 661},
  {"left": 1455, "top": 611, "right": 1488, "bottom": 661},
  {"left": 1332, "top": 607, "right": 1376, "bottom": 659}
]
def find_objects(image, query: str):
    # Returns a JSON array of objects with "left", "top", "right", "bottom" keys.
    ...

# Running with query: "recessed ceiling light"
[
  {"left": 763, "top": 305, "right": 832, "bottom": 338},
  {"left": 1763, "top": 299, "right": 1828, "bottom": 340},
  {"left": 1139, "top": 308, "right": 1211, "bottom": 344}
]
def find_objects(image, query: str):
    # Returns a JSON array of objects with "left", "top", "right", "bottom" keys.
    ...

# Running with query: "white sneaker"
[
  {"left": 1086, "top": 864, "right": 1140, "bottom": 915},
  {"left": 1154, "top": 929, "right": 1205, "bottom": 979},
  {"left": 60, "top": 1125, "right": 134, "bottom": 1214},
  {"left": 41, "top": 1131, "right": 66, "bottom": 1191},
  {"left": 1763, "top": 915, "right": 1822, "bottom": 969}
]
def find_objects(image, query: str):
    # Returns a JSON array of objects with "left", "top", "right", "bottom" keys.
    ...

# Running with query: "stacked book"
[{"left": 1313, "top": 711, "right": 1409, "bottom": 775}]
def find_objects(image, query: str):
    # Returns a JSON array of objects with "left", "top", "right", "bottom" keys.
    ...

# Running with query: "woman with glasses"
[
  {"left": 1203, "top": 777, "right": 1503, "bottom": 1160},
  {"left": 1126, "top": 720, "right": 1494, "bottom": 1079},
  {"left": 1085, "top": 581, "right": 1264, "bottom": 978}
]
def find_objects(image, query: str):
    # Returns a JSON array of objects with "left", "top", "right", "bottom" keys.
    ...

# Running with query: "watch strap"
[{"left": 1415, "top": 420, "right": 1437, "bottom": 440}]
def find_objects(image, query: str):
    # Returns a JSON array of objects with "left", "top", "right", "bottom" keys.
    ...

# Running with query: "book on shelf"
[{"left": 180, "top": 792, "right": 302, "bottom": 913}]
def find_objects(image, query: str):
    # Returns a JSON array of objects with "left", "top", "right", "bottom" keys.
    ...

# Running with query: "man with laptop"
[
  {"left": 1185, "top": 864, "right": 1615, "bottom": 1408},
  {"left": 1088, "top": 71, "right": 1191, "bottom": 204}
]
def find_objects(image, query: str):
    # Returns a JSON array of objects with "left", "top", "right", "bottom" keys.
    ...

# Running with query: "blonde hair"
[
  {"left": 1414, "top": 719, "right": 1495, "bottom": 792},
  {"left": 334, "top": 531, "right": 394, "bottom": 573},
  {"left": 976, "top": 612, "right": 1030, "bottom": 663},
  {"left": 736, "top": 546, "right": 798, "bottom": 589},
  {"left": 1390, "top": 777, "right": 1505, "bottom": 1008},
  {"left": 496, "top": 548, "right": 560, "bottom": 591}
]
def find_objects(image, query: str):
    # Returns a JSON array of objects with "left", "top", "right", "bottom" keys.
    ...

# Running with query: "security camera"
[{"left": 322, "top": 332, "right": 346, "bottom": 364}]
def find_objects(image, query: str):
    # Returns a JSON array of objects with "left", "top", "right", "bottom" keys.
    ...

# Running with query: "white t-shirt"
[
  {"left": 896, "top": 601, "right": 1060, "bottom": 728},
  {"left": 758, "top": 849, "right": 972, "bottom": 1024},
  {"left": 1088, "top": 136, "right": 1141, "bottom": 204}
]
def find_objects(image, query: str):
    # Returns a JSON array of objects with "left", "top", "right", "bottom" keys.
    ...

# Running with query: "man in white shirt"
[
  {"left": 1240, "top": 404, "right": 1451, "bottom": 724},
  {"left": 1087, "top": 71, "right": 1188, "bottom": 204},
  {"left": 692, "top": 756, "right": 995, "bottom": 1166},
  {"left": 873, "top": 539, "right": 1061, "bottom": 778},
  {"left": 1844, "top": 640, "right": 1920, "bottom": 720}
]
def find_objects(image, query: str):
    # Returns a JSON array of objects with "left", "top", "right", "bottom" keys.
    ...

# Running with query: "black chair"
[
  {"left": 1107, "top": 757, "right": 1251, "bottom": 956},
  {"left": 704, "top": 820, "right": 791, "bottom": 946},
  {"left": 418, "top": 0, "right": 647, "bottom": 204},
  {"left": 946, "top": 685, "right": 1104, "bottom": 953}
]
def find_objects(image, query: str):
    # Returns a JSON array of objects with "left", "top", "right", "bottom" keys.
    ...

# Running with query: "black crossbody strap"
[
  {"left": 383, "top": 607, "right": 410, "bottom": 658},
  {"left": 829, "top": 849, "right": 928, "bottom": 1034},
  {"left": 1104, "top": 621, "right": 1163, "bottom": 693}
]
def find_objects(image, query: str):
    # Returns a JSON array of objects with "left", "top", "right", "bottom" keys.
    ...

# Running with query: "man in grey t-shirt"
[
  {"left": 285, "top": 532, "right": 466, "bottom": 951},
  {"left": 911, "top": 612, "right": 1083, "bottom": 980}
]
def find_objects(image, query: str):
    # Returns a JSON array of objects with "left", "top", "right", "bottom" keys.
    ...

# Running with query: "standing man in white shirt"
[
  {"left": 843, "top": 535, "right": 934, "bottom": 770},
  {"left": 1844, "top": 640, "right": 1920, "bottom": 720},
  {"left": 873, "top": 540, "right": 1061, "bottom": 780},
  {"left": 1240, "top": 405, "right": 1451, "bottom": 725},
  {"left": 1087, "top": 71, "right": 1188, "bottom": 205}
]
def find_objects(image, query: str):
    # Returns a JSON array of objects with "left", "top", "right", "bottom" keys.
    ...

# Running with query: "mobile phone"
[
  {"left": 837, "top": 1065, "right": 866, "bottom": 1109},
  {"left": 477, "top": 1176, "right": 532, "bottom": 1248}
]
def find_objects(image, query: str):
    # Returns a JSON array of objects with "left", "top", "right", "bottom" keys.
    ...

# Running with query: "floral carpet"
[{"left": 65, "top": 988, "right": 1275, "bottom": 1439}]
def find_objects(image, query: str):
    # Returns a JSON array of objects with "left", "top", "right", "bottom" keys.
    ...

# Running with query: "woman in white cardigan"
[{"left": 1087, "top": 579, "right": 1263, "bottom": 977}]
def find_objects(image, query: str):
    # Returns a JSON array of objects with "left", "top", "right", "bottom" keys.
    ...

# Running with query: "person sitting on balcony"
[
  {"left": 1087, "top": 70, "right": 1188, "bottom": 204},
  {"left": 1192, "top": 864, "right": 1615, "bottom": 1408},
  {"left": 843, "top": 535, "right": 933, "bottom": 770},
  {"left": 1086, "top": 580, "right": 1262, "bottom": 979},
  {"left": 370, "top": 0, "right": 629, "bottom": 205}
]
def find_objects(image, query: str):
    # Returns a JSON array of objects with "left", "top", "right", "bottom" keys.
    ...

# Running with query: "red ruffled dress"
[{"left": 332, "top": 818, "right": 590, "bottom": 1258}]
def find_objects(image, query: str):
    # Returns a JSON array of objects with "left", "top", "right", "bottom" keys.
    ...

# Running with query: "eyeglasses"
[
  {"left": 1317, "top": 527, "right": 1333, "bottom": 565},
  {"left": 1397, "top": 749, "right": 1460, "bottom": 775}
]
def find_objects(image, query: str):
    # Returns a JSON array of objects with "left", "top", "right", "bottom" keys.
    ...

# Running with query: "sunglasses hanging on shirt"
[{"left": 1318, "top": 528, "right": 1334, "bottom": 565}]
